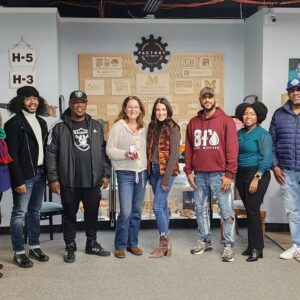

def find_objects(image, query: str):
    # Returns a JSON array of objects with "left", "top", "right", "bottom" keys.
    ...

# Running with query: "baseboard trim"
[{"left": 0, "top": 221, "right": 290, "bottom": 234}]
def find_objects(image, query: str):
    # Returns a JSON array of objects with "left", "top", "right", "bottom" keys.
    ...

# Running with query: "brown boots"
[{"left": 149, "top": 236, "right": 172, "bottom": 258}]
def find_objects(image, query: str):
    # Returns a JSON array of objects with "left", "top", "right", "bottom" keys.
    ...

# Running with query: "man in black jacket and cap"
[
  {"left": 4, "top": 86, "right": 49, "bottom": 268},
  {"left": 46, "top": 90, "right": 111, "bottom": 263}
]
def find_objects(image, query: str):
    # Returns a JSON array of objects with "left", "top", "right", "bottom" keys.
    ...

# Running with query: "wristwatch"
[{"left": 254, "top": 174, "right": 262, "bottom": 180}]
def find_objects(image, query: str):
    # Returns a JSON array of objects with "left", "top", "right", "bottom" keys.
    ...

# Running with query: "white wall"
[
  {"left": 60, "top": 19, "right": 244, "bottom": 115},
  {"left": 262, "top": 8, "right": 300, "bottom": 223},
  {"left": 2, "top": 7, "right": 300, "bottom": 226},
  {"left": 244, "top": 10, "right": 264, "bottom": 100},
  {"left": 0, "top": 8, "right": 60, "bottom": 108},
  {"left": 0, "top": 8, "right": 60, "bottom": 226},
  {"left": 0, "top": 15, "right": 245, "bottom": 226}
]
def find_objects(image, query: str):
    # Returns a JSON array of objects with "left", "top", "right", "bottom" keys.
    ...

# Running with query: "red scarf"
[{"left": 0, "top": 140, "right": 13, "bottom": 164}]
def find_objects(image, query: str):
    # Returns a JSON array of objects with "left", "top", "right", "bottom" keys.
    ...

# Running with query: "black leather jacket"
[
  {"left": 46, "top": 109, "right": 111, "bottom": 189},
  {"left": 4, "top": 113, "right": 48, "bottom": 188}
]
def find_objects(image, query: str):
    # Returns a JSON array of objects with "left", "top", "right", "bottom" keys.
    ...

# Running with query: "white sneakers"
[{"left": 280, "top": 245, "right": 300, "bottom": 260}]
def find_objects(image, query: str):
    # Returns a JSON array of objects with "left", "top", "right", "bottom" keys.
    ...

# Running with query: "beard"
[{"left": 201, "top": 102, "right": 216, "bottom": 113}]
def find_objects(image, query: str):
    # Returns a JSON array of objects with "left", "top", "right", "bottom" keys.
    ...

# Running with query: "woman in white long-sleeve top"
[{"left": 106, "top": 96, "right": 147, "bottom": 259}]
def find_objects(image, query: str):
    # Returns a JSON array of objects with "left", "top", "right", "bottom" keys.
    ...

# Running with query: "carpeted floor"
[
  {"left": 0, "top": 228, "right": 299, "bottom": 300},
  {"left": 265, "top": 231, "right": 300, "bottom": 262}
]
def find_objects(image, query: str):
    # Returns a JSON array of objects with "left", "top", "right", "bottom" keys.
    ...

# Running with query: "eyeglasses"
[
  {"left": 288, "top": 87, "right": 300, "bottom": 93},
  {"left": 126, "top": 107, "right": 140, "bottom": 111}
]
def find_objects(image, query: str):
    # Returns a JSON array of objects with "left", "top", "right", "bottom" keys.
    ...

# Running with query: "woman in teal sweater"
[{"left": 235, "top": 102, "right": 272, "bottom": 262}]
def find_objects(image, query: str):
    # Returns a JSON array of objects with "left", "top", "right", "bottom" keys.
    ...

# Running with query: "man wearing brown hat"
[
  {"left": 184, "top": 87, "right": 238, "bottom": 262},
  {"left": 4, "top": 86, "right": 49, "bottom": 268},
  {"left": 46, "top": 90, "right": 111, "bottom": 263}
]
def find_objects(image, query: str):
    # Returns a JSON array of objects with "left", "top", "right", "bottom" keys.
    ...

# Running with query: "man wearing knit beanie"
[{"left": 4, "top": 85, "right": 49, "bottom": 268}]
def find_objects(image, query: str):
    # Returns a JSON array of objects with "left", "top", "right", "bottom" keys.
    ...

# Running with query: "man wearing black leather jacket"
[{"left": 46, "top": 90, "right": 111, "bottom": 263}]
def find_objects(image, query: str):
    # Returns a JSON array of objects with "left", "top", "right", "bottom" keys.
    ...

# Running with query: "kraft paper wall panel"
[{"left": 79, "top": 53, "right": 224, "bottom": 132}]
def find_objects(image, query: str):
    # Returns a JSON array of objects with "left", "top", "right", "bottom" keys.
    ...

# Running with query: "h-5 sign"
[{"left": 9, "top": 49, "right": 36, "bottom": 67}]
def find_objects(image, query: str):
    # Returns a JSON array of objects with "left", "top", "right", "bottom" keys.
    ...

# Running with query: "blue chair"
[
  {"left": 40, "top": 188, "right": 64, "bottom": 240},
  {"left": 24, "top": 188, "right": 64, "bottom": 241}
]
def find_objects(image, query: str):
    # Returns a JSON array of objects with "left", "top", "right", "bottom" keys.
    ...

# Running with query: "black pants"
[
  {"left": 61, "top": 187, "right": 101, "bottom": 245},
  {"left": 236, "top": 166, "right": 270, "bottom": 251}
]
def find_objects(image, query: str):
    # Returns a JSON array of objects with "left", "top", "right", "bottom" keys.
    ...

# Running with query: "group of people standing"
[{"left": 1, "top": 77, "right": 300, "bottom": 273}]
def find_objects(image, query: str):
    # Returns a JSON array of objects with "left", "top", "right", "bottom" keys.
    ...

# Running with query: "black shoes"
[
  {"left": 241, "top": 246, "right": 251, "bottom": 256},
  {"left": 65, "top": 240, "right": 110, "bottom": 262},
  {"left": 13, "top": 253, "right": 33, "bottom": 268},
  {"left": 85, "top": 240, "right": 110, "bottom": 257},
  {"left": 14, "top": 248, "right": 49, "bottom": 268},
  {"left": 29, "top": 248, "right": 49, "bottom": 262},
  {"left": 0, "top": 263, "right": 2, "bottom": 279},
  {"left": 242, "top": 246, "right": 263, "bottom": 261},
  {"left": 64, "top": 242, "right": 77, "bottom": 263},
  {"left": 246, "top": 249, "right": 263, "bottom": 262}
]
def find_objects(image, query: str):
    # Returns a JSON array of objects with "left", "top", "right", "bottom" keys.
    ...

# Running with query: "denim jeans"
[
  {"left": 194, "top": 172, "right": 235, "bottom": 245},
  {"left": 150, "top": 163, "right": 175, "bottom": 235},
  {"left": 281, "top": 170, "right": 300, "bottom": 247},
  {"left": 115, "top": 170, "right": 147, "bottom": 250},
  {"left": 10, "top": 168, "right": 45, "bottom": 252}
]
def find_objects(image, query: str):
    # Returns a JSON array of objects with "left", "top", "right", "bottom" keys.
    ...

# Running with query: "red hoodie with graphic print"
[{"left": 184, "top": 107, "right": 238, "bottom": 179}]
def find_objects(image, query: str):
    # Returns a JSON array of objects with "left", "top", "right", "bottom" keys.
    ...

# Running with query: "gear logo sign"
[{"left": 134, "top": 35, "right": 170, "bottom": 72}]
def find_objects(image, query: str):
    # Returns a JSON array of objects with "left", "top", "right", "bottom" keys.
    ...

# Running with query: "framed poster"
[{"left": 289, "top": 58, "right": 300, "bottom": 80}]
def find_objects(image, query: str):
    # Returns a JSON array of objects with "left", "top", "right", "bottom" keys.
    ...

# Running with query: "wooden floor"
[{"left": 265, "top": 232, "right": 300, "bottom": 262}]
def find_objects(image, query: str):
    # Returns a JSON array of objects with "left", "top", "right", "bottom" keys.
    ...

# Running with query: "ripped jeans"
[{"left": 194, "top": 172, "right": 235, "bottom": 246}]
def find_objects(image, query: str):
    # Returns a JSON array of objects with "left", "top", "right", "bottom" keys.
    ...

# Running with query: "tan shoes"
[
  {"left": 149, "top": 236, "right": 172, "bottom": 258},
  {"left": 126, "top": 246, "right": 143, "bottom": 256},
  {"left": 114, "top": 249, "right": 125, "bottom": 259},
  {"left": 115, "top": 246, "right": 143, "bottom": 258}
]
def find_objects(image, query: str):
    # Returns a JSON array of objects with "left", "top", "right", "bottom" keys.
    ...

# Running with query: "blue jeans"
[
  {"left": 194, "top": 172, "right": 235, "bottom": 245},
  {"left": 10, "top": 168, "right": 45, "bottom": 252},
  {"left": 281, "top": 170, "right": 300, "bottom": 247},
  {"left": 150, "top": 163, "right": 175, "bottom": 235},
  {"left": 115, "top": 170, "right": 147, "bottom": 250}
]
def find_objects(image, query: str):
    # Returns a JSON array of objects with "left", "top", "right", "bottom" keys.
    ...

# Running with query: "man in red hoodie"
[{"left": 184, "top": 87, "right": 238, "bottom": 262}]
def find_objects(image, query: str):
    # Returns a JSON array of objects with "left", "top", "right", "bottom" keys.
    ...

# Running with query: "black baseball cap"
[{"left": 69, "top": 90, "right": 88, "bottom": 102}]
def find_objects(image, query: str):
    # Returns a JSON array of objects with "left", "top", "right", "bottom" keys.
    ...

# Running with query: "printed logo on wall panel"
[{"left": 134, "top": 35, "right": 170, "bottom": 72}]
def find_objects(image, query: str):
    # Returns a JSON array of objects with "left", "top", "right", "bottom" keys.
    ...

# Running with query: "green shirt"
[{"left": 238, "top": 126, "right": 272, "bottom": 174}]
